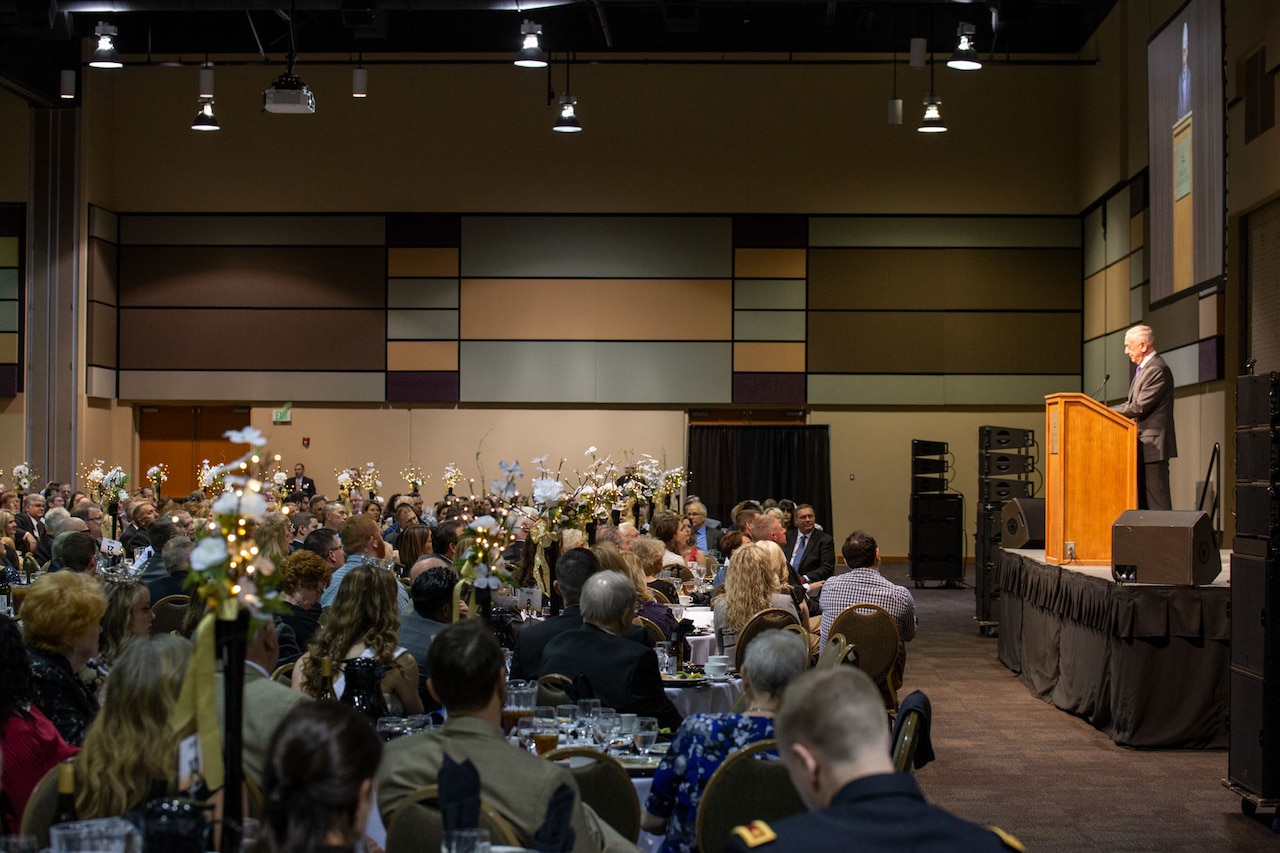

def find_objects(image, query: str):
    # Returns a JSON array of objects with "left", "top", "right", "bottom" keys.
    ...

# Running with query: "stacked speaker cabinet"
[
  {"left": 1228, "top": 372, "right": 1280, "bottom": 816},
  {"left": 974, "top": 426, "right": 1038, "bottom": 636},
  {"left": 909, "top": 440, "right": 964, "bottom": 587}
]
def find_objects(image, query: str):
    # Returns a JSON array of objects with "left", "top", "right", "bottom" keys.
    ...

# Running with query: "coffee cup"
[
  {"left": 704, "top": 661, "right": 728, "bottom": 677},
  {"left": 678, "top": 594, "right": 693, "bottom": 606}
]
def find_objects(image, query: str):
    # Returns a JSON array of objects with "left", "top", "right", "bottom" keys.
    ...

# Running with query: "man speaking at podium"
[{"left": 1112, "top": 324, "right": 1176, "bottom": 511}]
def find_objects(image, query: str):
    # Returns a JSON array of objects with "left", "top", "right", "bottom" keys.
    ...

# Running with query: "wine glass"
[
  {"left": 594, "top": 709, "right": 620, "bottom": 750},
  {"left": 555, "top": 704, "right": 579, "bottom": 740},
  {"left": 633, "top": 717, "right": 659, "bottom": 754},
  {"left": 516, "top": 717, "right": 537, "bottom": 753}
]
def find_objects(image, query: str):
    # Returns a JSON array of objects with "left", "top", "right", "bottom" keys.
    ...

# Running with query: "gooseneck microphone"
[{"left": 1091, "top": 373, "right": 1111, "bottom": 400}]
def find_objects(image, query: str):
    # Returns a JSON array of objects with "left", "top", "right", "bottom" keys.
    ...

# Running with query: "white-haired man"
[{"left": 1112, "top": 324, "right": 1176, "bottom": 510}]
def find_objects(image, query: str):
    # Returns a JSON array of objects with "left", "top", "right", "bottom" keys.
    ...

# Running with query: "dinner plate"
[{"left": 662, "top": 676, "right": 709, "bottom": 687}]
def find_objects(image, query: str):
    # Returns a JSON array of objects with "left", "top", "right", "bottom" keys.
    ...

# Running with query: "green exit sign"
[{"left": 272, "top": 409, "right": 292, "bottom": 424}]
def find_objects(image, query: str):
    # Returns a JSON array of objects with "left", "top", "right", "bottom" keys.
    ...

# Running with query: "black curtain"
[{"left": 686, "top": 425, "right": 833, "bottom": 531}]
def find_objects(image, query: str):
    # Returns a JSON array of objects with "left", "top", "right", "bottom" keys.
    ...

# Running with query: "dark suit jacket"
[
  {"left": 148, "top": 570, "right": 191, "bottom": 604},
  {"left": 1113, "top": 353, "right": 1177, "bottom": 463},
  {"left": 509, "top": 604, "right": 651, "bottom": 680},
  {"left": 785, "top": 528, "right": 837, "bottom": 584},
  {"left": 32, "top": 532, "right": 54, "bottom": 566},
  {"left": 14, "top": 513, "right": 40, "bottom": 553},
  {"left": 541, "top": 624, "right": 684, "bottom": 731},
  {"left": 693, "top": 523, "right": 723, "bottom": 553},
  {"left": 291, "top": 475, "right": 317, "bottom": 497}
]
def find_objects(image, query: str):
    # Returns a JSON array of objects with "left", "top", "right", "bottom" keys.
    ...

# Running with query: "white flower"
[
  {"left": 190, "top": 537, "right": 228, "bottom": 571},
  {"left": 88, "top": 468, "right": 105, "bottom": 484},
  {"left": 532, "top": 478, "right": 564, "bottom": 505},
  {"left": 224, "top": 425, "right": 267, "bottom": 447},
  {"left": 336, "top": 471, "right": 352, "bottom": 485},
  {"left": 375, "top": 480, "right": 383, "bottom": 489},
  {"left": 212, "top": 491, "right": 240, "bottom": 516},
  {"left": 469, "top": 515, "right": 498, "bottom": 531},
  {"left": 273, "top": 471, "right": 287, "bottom": 485},
  {"left": 531, "top": 455, "right": 548, "bottom": 465},
  {"left": 585, "top": 446, "right": 597, "bottom": 455}
]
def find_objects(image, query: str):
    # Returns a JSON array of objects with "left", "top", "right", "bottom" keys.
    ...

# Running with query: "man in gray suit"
[
  {"left": 376, "top": 619, "right": 635, "bottom": 852},
  {"left": 1112, "top": 324, "right": 1177, "bottom": 510}
]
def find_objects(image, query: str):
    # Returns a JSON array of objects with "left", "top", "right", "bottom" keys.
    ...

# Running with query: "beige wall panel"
[
  {"left": 943, "top": 374, "right": 1080, "bottom": 405},
  {"left": 119, "top": 371, "right": 385, "bottom": 402},
  {"left": 809, "top": 248, "right": 1081, "bottom": 311},
  {"left": 734, "top": 342, "right": 806, "bottom": 373},
  {"left": 119, "top": 309, "right": 385, "bottom": 370},
  {"left": 0, "top": 333, "right": 16, "bottom": 362},
  {"left": 120, "top": 215, "right": 385, "bottom": 246},
  {"left": 809, "top": 216, "right": 1080, "bottom": 248},
  {"left": 89, "top": 206, "right": 118, "bottom": 243},
  {"left": 88, "top": 239, "right": 118, "bottom": 305},
  {"left": 808, "top": 374, "right": 945, "bottom": 406},
  {"left": 0, "top": 237, "right": 16, "bottom": 267},
  {"left": 87, "top": 303, "right": 117, "bottom": 368},
  {"left": 119, "top": 247, "right": 385, "bottom": 308},
  {"left": 733, "top": 280, "right": 806, "bottom": 310},
  {"left": 86, "top": 367, "right": 116, "bottom": 399},
  {"left": 808, "top": 312, "right": 945, "bottom": 373},
  {"left": 1130, "top": 211, "right": 1145, "bottom": 251},
  {"left": 943, "top": 313, "right": 1081, "bottom": 374},
  {"left": 0, "top": 397, "right": 22, "bottom": 469},
  {"left": 388, "top": 248, "right": 459, "bottom": 278},
  {"left": 815, "top": 408, "right": 1045, "bottom": 556},
  {"left": 1104, "top": 258, "right": 1131, "bottom": 335},
  {"left": 387, "top": 341, "right": 459, "bottom": 372},
  {"left": 1083, "top": 270, "right": 1107, "bottom": 341},
  {"left": 1199, "top": 292, "right": 1224, "bottom": 338},
  {"left": 734, "top": 249, "right": 806, "bottom": 278},
  {"left": 459, "top": 279, "right": 732, "bottom": 341}
]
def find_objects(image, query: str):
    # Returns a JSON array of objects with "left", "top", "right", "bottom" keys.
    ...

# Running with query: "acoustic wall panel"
[
  {"left": 0, "top": 333, "right": 15, "bottom": 362},
  {"left": 734, "top": 311, "right": 806, "bottom": 342},
  {"left": 1200, "top": 292, "right": 1224, "bottom": 338},
  {"left": 118, "top": 371, "right": 385, "bottom": 402},
  {"left": 808, "top": 312, "right": 945, "bottom": 374},
  {"left": 1105, "top": 188, "right": 1132, "bottom": 265},
  {"left": 86, "top": 366, "right": 115, "bottom": 399},
  {"left": 460, "top": 341, "right": 597, "bottom": 403},
  {"left": 387, "top": 279, "right": 460, "bottom": 309},
  {"left": 119, "top": 247, "right": 386, "bottom": 308},
  {"left": 387, "top": 248, "right": 459, "bottom": 278},
  {"left": 733, "top": 279, "right": 806, "bottom": 310},
  {"left": 386, "top": 310, "right": 460, "bottom": 341},
  {"left": 734, "top": 342, "right": 806, "bottom": 373},
  {"left": 734, "top": 373, "right": 806, "bottom": 404},
  {"left": 1084, "top": 207, "right": 1106, "bottom": 277},
  {"left": 1130, "top": 284, "right": 1146, "bottom": 325},
  {"left": 941, "top": 313, "right": 1081, "bottom": 374},
  {"left": 88, "top": 239, "right": 117, "bottom": 304},
  {"left": 461, "top": 217, "right": 732, "bottom": 278},
  {"left": 1147, "top": 292, "right": 1202, "bottom": 352},
  {"left": 808, "top": 248, "right": 1081, "bottom": 311},
  {"left": 1131, "top": 211, "right": 1146, "bottom": 251},
  {"left": 88, "top": 205, "right": 117, "bottom": 243},
  {"left": 0, "top": 237, "right": 17, "bottom": 266},
  {"left": 386, "top": 341, "right": 459, "bottom": 372},
  {"left": 0, "top": 219, "right": 20, "bottom": 396},
  {"left": 944, "top": 375, "right": 1079, "bottom": 405},
  {"left": 810, "top": 216, "right": 1080, "bottom": 249},
  {"left": 386, "top": 214, "right": 461, "bottom": 248},
  {"left": 0, "top": 302, "right": 15, "bottom": 332},
  {"left": 458, "top": 279, "right": 732, "bottom": 341},
  {"left": 1162, "top": 342, "right": 1202, "bottom": 390},
  {"left": 809, "top": 374, "right": 945, "bottom": 406},
  {"left": 0, "top": 269, "right": 14, "bottom": 299},
  {"left": 1130, "top": 249, "right": 1146, "bottom": 286},
  {"left": 120, "top": 215, "right": 385, "bottom": 246},
  {"left": 386, "top": 372, "right": 459, "bottom": 403},
  {"left": 1083, "top": 260, "right": 1132, "bottom": 341},
  {"left": 1082, "top": 330, "right": 1128, "bottom": 404},
  {"left": 86, "top": 303, "right": 116, "bottom": 369},
  {"left": 596, "top": 342, "right": 731, "bottom": 404},
  {"left": 734, "top": 249, "right": 806, "bottom": 279}
]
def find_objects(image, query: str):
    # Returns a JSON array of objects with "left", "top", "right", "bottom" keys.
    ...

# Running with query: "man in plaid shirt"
[{"left": 819, "top": 531, "right": 917, "bottom": 690}]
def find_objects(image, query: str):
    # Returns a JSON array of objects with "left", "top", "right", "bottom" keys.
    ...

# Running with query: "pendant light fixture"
[
  {"left": 918, "top": 23, "right": 947, "bottom": 133},
  {"left": 192, "top": 60, "right": 219, "bottom": 131},
  {"left": 947, "top": 23, "right": 982, "bottom": 71},
  {"left": 516, "top": 19, "right": 547, "bottom": 68},
  {"left": 89, "top": 21, "right": 122, "bottom": 69}
]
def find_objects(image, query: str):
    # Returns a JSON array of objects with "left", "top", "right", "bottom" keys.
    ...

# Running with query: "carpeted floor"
[{"left": 879, "top": 561, "right": 1278, "bottom": 851}]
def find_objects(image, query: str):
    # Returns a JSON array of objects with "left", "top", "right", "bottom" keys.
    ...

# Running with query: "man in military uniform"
[{"left": 728, "top": 667, "right": 1023, "bottom": 852}]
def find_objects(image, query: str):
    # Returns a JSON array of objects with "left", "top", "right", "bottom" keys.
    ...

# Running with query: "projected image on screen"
[{"left": 1147, "top": 0, "right": 1225, "bottom": 305}]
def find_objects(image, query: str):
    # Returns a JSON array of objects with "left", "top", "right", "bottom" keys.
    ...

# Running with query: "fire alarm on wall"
[{"left": 302, "top": 437, "right": 310, "bottom": 448}]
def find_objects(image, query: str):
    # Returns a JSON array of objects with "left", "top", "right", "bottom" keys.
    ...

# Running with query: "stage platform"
[{"left": 995, "top": 547, "right": 1230, "bottom": 749}]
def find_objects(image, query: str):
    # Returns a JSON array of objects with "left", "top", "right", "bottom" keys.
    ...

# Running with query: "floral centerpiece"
[
  {"left": 146, "top": 463, "right": 168, "bottom": 497},
  {"left": 10, "top": 462, "right": 37, "bottom": 494},
  {"left": 355, "top": 461, "right": 383, "bottom": 503},
  {"left": 82, "top": 459, "right": 128, "bottom": 504},
  {"left": 198, "top": 459, "right": 220, "bottom": 498},
  {"left": 400, "top": 466, "right": 427, "bottom": 493}
]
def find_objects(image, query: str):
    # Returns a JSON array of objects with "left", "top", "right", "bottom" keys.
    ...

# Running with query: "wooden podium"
[{"left": 1044, "top": 393, "right": 1138, "bottom": 566}]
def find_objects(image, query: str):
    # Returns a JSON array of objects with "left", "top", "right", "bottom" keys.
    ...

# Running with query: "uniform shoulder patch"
[
  {"left": 987, "top": 825, "right": 1026, "bottom": 852},
  {"left": 731, "top": 820, "right": 777, "bottom": 847}
]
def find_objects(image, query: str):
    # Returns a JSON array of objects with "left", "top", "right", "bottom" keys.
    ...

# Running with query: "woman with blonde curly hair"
[
  {"left": 22, "top": 571, "right": 107, "bottom": 746},
  {"left": 712, "top": 541, "right": 798, "bottom": 662},
  {"left": 292, "top": 563, "right": 423, "bottom": 715},
  {"left": 98, "top": 575, "right": 154, "bottom": 672},
  {"left": 75, "top": 634, "right": 190, "bottom": 819}
]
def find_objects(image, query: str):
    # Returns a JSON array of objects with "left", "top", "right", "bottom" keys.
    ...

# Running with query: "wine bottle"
[
  {"left": 53, "top": 759, "right": 77, "bottom": 825},
  {"left": 317, "top": 656, "right": 337, "bottom": 701}
]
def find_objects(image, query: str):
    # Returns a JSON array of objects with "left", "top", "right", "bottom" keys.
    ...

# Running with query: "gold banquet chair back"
[
  {"left": 385, "top": 784, "right": 521, "bottom": 853},
  {"left": 827, "top": 603, "right": 902, "bottom": 709},
  {"left": 733, "top": 608, "right": 800, "bottom": 672},
  {"left": 695, "top": 739, "right": 806, "bottom": 853},
  {"left": 542, "top": 746, "right": 641, "bottom": 842},
  {"left": 150, "top": 593, "right": 190, "bottom": 636}
]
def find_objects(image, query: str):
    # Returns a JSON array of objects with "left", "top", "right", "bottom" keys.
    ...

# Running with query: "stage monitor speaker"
[
  {"left": 1110, "top": 510, "right": 1219, "bottom": 585},
  {"left": 979, "top": 425, "right": 1035, "bottom": 449},
  {"left": 1229, "top": 667, "right": 1280, "bottom": 798},
  {"left": 1237, "top": 372, "right": 1280, "bottom": 428},
  {"left": 1230, "top": 554, "right": 1280, "bottom": 680},
  {"left": 1236, "top": 426, "right": 1280, "bottom": 484},
  {"left": 1001, "top": 498, "right": 1045, "bottom": 549},
  {"left": 977, "top": 478, "right": 1035, "bottom": 502},
  {"left": 911, "top": 439, "right": 948, "bottom": 457}
]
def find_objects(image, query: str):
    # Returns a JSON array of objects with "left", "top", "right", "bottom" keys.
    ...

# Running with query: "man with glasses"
[
  {"left": 785, "top": 504, "right": 836, "bottom": 592},
  {"left": 685, "top": 501, "right": 722, "bottom": 553}
]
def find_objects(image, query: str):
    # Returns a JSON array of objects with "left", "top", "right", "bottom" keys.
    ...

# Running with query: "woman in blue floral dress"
[{"left": 641, "top": 629, "right": 809, "bottom": 853}]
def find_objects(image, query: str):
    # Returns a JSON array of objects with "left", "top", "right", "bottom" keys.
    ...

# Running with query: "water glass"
[
  {"left": 442, "top": 828, "right": 490, "bottom": 853},
  {"left": 0, "top": 836, "right": 38, "bottom": 853},
  {"left": 516, "top": 717, "right": 537, "bottom": 753},
  {"left": 50, "top": 818, "right": 143, "bottom": 853},
  {"left": 555, "top": 704, "right": 579, "bottom": 739},
  {"left": 377, "top": 716, "right": 408, "bottom": 741},
  {"left": 634, "top": 717, "right": 659, "bottom": 753},
  {"left": 577, "top": 697, "right": 601, "bottom": 721},
  {"left": 594, "top": 709, "right": 620, "bottom": 749}
]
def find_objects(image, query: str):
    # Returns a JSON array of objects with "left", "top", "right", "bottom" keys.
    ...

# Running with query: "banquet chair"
[
  {"left": 650, "top": 588, "right": 671, "bottom": 604},
  {"left": 271, "top": 662, "right": 295, "bottom": 686},
  {"left": 21, "top": 762, "right": 63, "bottom": 848},
  {"left": 892, "top": 707, "right": 924, "bottom": 773},
  {"left": 695, "top": 739, "right": 805, "bottom": 853},
  {"left": 635, "top": 615, "right": 667, "bottom": 645},
  {"left": 817, "top": 633, "right": 855, "bottom": 669},
  {"left": 827, "top": 603, "right": 902, "bottom": 711},
  {"left": 542, "top": 747, "right": 641, "bottom": 841},
  {"left": 733, "top": 608, "right": 800, "bottom": 672},
  {"left": 150, "top": 593, "right": 190, "bottom": 636},
  {"left": 537, "top": 673, "right": 575, "bottom": 707},
  {"left": 385, "top": 784, "right": 521, "bottom": 853}
]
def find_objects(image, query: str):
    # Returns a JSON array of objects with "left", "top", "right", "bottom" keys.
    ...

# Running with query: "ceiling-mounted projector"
[{"left": 263, "top": 71, "right": 315, "bottom": 114}]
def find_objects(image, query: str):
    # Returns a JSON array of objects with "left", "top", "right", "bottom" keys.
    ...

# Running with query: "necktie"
[{"left": 792, "top": 534, "right": 807, "bottom": 569}]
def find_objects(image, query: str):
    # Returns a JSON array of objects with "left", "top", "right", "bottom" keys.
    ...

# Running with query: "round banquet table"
[{"left": 663, "top": 677, "right": 743, "bottom": 717}]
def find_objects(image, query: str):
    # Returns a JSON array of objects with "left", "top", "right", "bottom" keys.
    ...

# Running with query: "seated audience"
[
  {"left": 134, "top": 517, "right": 179, "bottom": 585},
  {"left": 593, "top": 542, "right": 676, "bottom": 639},
  {"left": 34, "top": 507, "right": 76, "bottom": 566},
  {"left": 319, "top": 516, "right": 408, "bottom": 612},
  {"left": 275, "top": 550, "right": 331, "bottom": 651},
  {"left": 399, "top": 565, "right": 465, "bottom": 712},
  {"left": 51, "top": 530, "right": 99, "bottom": 576},
  {"left": 255, "top": 701, "right": 382, "bottom": 853},
  {"left": 643, "top": 630, "right": 808, "bottom": 852},
  {"left": 0, "top": 614, "right": 78, "bottom": 831},
  {"left": 727, "top": 667, "right": 1020, "bottom": 852},
  {"left": 710, "top": 529, "right": 750, "bottom": 590},
  {"left": 713, "top": 542, "right": 799, "bottom": 663},
  {"left": 508, "top": 548, "right": 600, "bottom": 680},
  {"left": 394, "top": 525, "right": 433, "bottom": 578},
  {"left": 22, "top": 571, "right": 107, "bottom": 745},
  {"left": 376, "top": 618, "right": 633, "bottom": 852},
  {"left": 649, "top": 512, "right": 689, "bottom": 572},
  {"left": 630, "top": 536, "right": 678, "bottom": 603},
  {"left": 255, "top": 512, "right": 292, "bottom": 567},
  {"left": 147, "top": 536, "right": 195, "bottom": 604},
  {"left": 98, "top": 575, "right": 154, "bottom": 673},
  {"left": 0, "top": 509, "right": 21, "bottom": 581},
  {"left": 293, "top": 563, "right": 424, "bottom": 716},
  {"left": 540, "top": 571, "right": 683, "bottom": 731},
  {"left": 288, "top": 511, "right": 318, "bottom": 552}
]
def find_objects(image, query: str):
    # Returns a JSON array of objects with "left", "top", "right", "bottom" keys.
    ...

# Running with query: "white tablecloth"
[
  {"left": 663, "top": 678, "right": 743, "bottom": 717},
  {"left": 686, "top": 633, "right": 718, "bottom": 665}
]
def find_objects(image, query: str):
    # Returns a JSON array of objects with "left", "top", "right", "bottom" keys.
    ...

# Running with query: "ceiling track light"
[
  {"left": 516, "top": 19, "right": 547, "bottom": 68},
  {"left": 554, "top": 92, "right": 581, "bottom": 132},
  {"left": 192, "top": 98, "right": 219, "bottom": 131},
  {"left": 948, "top": 23, "right": 982, "bottom": 71},
  {"left": 918, "top": 93, "right": 946, "bottom": 132},
  {"left": 89, "top": 21, "right": 122, "bottom": 69}
]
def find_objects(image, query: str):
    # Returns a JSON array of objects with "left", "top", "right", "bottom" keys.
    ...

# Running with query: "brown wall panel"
[
  {"left": 87, "top": 302, "right": 117, "bottom": 368},
  {"left": 734, "top": 249, "right": 806, "bottom": 279},
  {"left": 388, "top": 248, "right": 459, "bottom": 278},
  {"left": 808, "top": 311, "right": 1079, "bottom": 375},
  {"left": 118, "top": 308, "right": 385, "bottom": 370},
  {"left": 118, "top": 247, "right": 386, "bottom": 308},
  {"left": 808, "top": 248, "right": 1081, "bottom": 311},
  {"left": 88, "top": 238, "right": 117, "bottom": 305}
]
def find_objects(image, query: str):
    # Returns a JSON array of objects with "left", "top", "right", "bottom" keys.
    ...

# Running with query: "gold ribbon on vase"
[
  {"left": 529, "top": 518, "right": 558, "bottom": 597},
  {"left": 169, "top": 606, "right": 227, "bottom": 791}
]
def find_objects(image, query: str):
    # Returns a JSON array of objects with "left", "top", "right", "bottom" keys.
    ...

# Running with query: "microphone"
[{"left": 1091, "top": 373, "right": 1110, "bottom": 400}]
